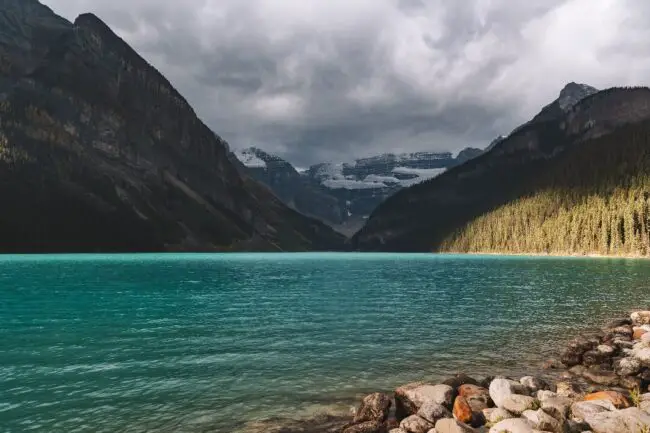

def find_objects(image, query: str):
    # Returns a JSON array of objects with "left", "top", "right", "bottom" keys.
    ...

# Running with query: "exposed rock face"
[{"left": 0, "top": 1, "right": 344, "bottom": 252}]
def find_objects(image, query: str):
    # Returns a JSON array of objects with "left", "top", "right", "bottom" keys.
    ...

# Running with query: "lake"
[{"left": 1, "top": 253, "right": 649, "bottom": 432}]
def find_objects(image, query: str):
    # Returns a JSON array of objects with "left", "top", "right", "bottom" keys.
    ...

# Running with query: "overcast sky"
[{"left": 42, "top": 0, "right": 650, "bottom": 166}]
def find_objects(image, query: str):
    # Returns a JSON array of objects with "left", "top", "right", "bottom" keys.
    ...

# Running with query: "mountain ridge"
[
  {"left": 0, "top": 2, "right": 345, "bottom": 252},
  {"left": 352, "top": 85, "right": 650, "bottom": 252}
]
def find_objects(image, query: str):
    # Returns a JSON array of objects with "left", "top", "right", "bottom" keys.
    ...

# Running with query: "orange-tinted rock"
[
  {"left": 634, "top": 328, "right": 648, "bottom": 340},
  {"left": 583, "top": 390, "right": 630, "bottom": 409},
  {"left": 453, "top": 396, "right": 473, "bottom": 424},
  {"left": 458, "top": 384, "right": 488, "bottom": 399}
]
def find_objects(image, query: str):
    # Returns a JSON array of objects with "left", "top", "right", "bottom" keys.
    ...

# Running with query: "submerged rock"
[{"left": 561, "top": 337, "right": 598, "bottom": 367}]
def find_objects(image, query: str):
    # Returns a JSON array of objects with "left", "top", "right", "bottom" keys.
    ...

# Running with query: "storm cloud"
[{"left": 42, "top": 0, "right": 650, "bottom": 166}]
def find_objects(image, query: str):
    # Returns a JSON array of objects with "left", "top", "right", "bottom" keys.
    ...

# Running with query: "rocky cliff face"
[
  {"left": 0, "top": 0, "right": 344, "bottom": 252},
  {"left": 234, "top": 147, "right": 485, "bottom": 235},
  {"left": 353, "top": 85, "right": 650, "bottom": 252}
]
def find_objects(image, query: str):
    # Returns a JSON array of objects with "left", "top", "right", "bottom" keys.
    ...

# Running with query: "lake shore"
[
  {"left": 271, "top": 309, "right": 650, "bottom": 433},
  {"left": 457, "top": 251, "right": 650, "bottom": 259}
]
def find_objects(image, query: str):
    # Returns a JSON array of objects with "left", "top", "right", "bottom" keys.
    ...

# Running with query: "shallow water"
[{"left": 1, "top": 253, "right": 649, "bottom": 432}]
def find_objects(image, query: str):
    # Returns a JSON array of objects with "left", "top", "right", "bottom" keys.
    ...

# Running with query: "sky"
[{"left": 42, "top": 0, "right": 650, "bottom": 167}]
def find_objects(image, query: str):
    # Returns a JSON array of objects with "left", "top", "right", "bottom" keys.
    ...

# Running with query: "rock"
[
  {"left": 642, "top": 333, "right": 650, "bottom": 345},
  {"left": 561, "top": 337, "right": 599, "bottom": 367},
  {"left": 417, "top": 402, "right": 452, "bottom": 424},
  {"left": 453, "top": 397, "right": 473, "bottom": 425},
  {"left": 389, "top": 429, "right": 408, "bottom": 433},
  {"left": 522, "top": 409, "right": 562, "bottom": 432},
  {"left": 458, "top": 385, "right": 492, "bottom": 412},
  {"left": 396, "top": 384, "right": 456, "bottom": 419},
  {"left": 584, "top": 407, "right": 650, "bottom": 433},
  {"left": 634, "top": 328, "right": 649, "bottom": 340},
  {"left": 556, "top": 381, "right": 582, "bottom": 398},
  {"left": 615, "top": 358, "right": 643, "bottom": 376},
  {"left": 633, "top": 346, "right": 650, "bottom": 366},
  {"left": 343, "top": 420, "right": 385, "bottom": 433},
  {"left": 570, "top": 401, "right": 614, "bottom": 422},
  {"left": 582, "top": 350, "right": 612, "bottom": 367},
  {"left": 434, "top": 418, "right": 477, "bottom": 433},
  {"left": 400, "top": 415, "right": 435, "bottom": 433},
  {"left": 540, "top": 396, "right": 573, "bottom": 420},
  {"left": 489, "top": 379, "right": 513, "bottom": 408},
  {"left": 619, "top": 376, "right": 643, "bottom": 390},
  {"left": 568, "top": 365, "right": 587, "bottom": 376},
  {"left": 597, "top": 344, "right": 617, "bottom": 356},
  {"left": 582, "top": 368, "right": 619, "bottom": 386},
  {"left": 482, "top": 407, "right": 515, "bottom": 424},
  {"left": 479, "top": 377, "right": 495, "bottom": 390},
  {"left": 640, "top": 398, "right": 650, "bottom": 415},
  {"left": 584, "top": 391, "right": 630, "bottom": 409},
  {"left": 501, "top": 395, "right": 540, "bottom": 415},
  {"left": 443, "top": 374, "right": 479, "bottom": 389},
  {"left": 487, "top": 418, "right": 533, "bottom": 433},
  {"left": 520, "top": 377, "right": 548, "bottom": 392},
  {"left": 536, "top": 390, "right": 557, "bottom": 401},
  {"left": 355, "top": 393, "right": 392, "bottom": 423},
  {"left": 613, "top": 338, "right": 636, "bottom": 349},
  {"left": 562, "top": 419, "right": 590, "bottom": 433},
  {"left": 611, "top": 326, "right": 634, "bottom": 337},
  {"left": 631, "top": 311, "right": 650, "bottom": 326}
]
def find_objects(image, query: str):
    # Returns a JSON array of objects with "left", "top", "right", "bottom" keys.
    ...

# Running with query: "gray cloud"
[{"left": 42, "top": 0, "right": 650, "bottom": 167}]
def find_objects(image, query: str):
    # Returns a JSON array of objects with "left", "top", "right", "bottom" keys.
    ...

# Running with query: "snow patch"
[
  {"left": 234, "top": 149, "right": 267, "bottom": 168},
  {"left": 392, "top": 167, "right": 447, "bottom": 186}
]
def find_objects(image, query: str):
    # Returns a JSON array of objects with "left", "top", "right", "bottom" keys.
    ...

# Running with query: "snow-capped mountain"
[{"left": 233, "top": 147, "right": 486, "bottom": 234}]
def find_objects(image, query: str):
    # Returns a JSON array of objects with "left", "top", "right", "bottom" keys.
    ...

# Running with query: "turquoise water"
[{"left": 1, "top": 253, "right": 650, "bottom": 433}]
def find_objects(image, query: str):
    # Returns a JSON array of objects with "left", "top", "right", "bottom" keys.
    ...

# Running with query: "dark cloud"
[{"left": 43, "top": 0, "right": 650, "bottom": 167}]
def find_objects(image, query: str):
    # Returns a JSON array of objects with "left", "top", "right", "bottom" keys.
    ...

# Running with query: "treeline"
[{"left": 441, "top": 121, "right": 650, "bottom": 256}]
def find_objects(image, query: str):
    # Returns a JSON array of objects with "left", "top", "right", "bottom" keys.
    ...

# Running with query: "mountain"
[
  {"left": 0, "top": 0, "right": 344, "bottom": 252},
  {"left": 352, "top": 84, "right": 650, "bottom": 254},
  {"left": 234, "top": 147, "right": 485, "bottom": 235}
]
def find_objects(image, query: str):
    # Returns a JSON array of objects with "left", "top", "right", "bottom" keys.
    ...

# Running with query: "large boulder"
[
  {"left": 395, "top": 383, "right": 455, "bottom": 420},
  {"left": 633, "top": 345, "right": 650, "bottom": 366},
  {"left": 570, "top": 401, "right": 614, "bottom": 422},
  {"left": 583, "top": 391, "right": 630, "bottom": 409},
  {"left": 631, "top": 311, "right": 650, "bottom": 326},
  {"left": 417, "top": 401, "right": 451, "bottom": 424},
  {"left": 487, "top": 418, "right": 533, "bottom": 433},
  {"left": 434, "top": 418, "right": 477, "bottom": 433},
  {"left": 584, "top": 407, "right": 650, "bottom": 433},
  {"left": 355, "top": 393, "right": 392, "bottom": 423},
  {"left": 400, "top": 415, "right": 434, "bottom": 433},
  {"left": 501, "top": 395, "right": 539, "bottom": 415},
  {"left": 522, "top": 409, "right": 562, "bottom": 432}
]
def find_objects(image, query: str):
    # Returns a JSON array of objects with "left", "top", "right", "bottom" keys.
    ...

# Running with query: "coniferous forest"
[{"left": 441, "top": 120, "right": 650, "bottom": 255}]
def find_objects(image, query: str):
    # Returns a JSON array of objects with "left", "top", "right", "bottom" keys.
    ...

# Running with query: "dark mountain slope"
[
  {"left": 0, "top": 1, "right": 344, "bottom": 252},
  {"left": 352, "top": 86, "right": 650, "bottom": 252}
]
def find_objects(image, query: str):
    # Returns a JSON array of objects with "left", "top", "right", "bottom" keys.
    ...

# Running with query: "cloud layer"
[{"left": 42, "top": 0, "right": 650, "bottom": 166}]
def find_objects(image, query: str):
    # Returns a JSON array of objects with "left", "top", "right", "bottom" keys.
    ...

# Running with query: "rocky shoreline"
[{"left": 334, "top": 310, "right": 650, "bottom": 433}]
